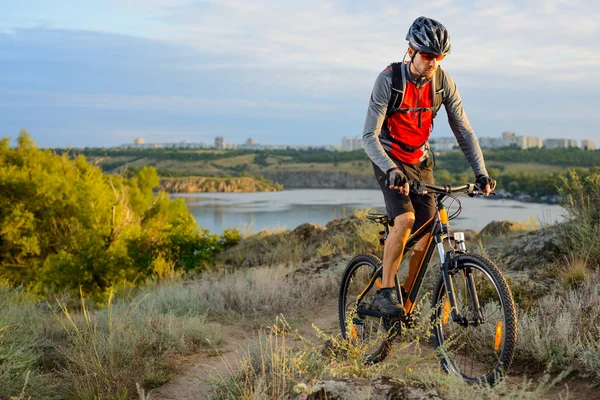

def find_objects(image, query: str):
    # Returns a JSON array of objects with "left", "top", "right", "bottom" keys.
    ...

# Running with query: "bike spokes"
[
  {"left": 432, "top": 254, "right": 517, "bottom": 386},
  {"left": 339, "top": 254, "right": 393, "bottom": 364}
]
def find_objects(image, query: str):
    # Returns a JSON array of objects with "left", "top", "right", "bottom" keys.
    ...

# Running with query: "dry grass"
[
  {"left": 143, "top": 263, "right": 339, "bottom": 320},
  {"left": 559, "top": 254, "right": 589, "bottom": 288},
  {"left": 0, "top": 283, "right": 226, "bottom": 399},
  {"left": 216, "top": 231, "right": 304, "bottom": 268},
  {"left": 514, "top": 272, "right": 600, "bottom": 375},
  {"left": 211, "top": 316, "right": 390, "bottom": 399},
  {"left": 0, "top": 285, "right": 58, "bottom": 399}
]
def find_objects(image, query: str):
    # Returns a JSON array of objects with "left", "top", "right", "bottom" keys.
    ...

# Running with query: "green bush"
[{"left": 0, "top": 130, "right": 240, "bottom": 300}]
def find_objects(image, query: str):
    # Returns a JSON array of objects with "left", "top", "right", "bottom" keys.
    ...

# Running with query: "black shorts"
[{"left": 373, "top": 156, "right": 436, "bottom": 232}]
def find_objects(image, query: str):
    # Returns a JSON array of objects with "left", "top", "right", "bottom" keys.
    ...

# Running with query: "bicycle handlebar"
[{"left": 410, "top": 181, "right": 488, "bottom": 196}]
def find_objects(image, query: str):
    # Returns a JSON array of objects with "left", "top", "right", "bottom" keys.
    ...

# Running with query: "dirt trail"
[
  {"left": 150, "top": 299, "right": 339, "bottom": 400},
  {"left": 150, "top": 323, "right": 250, "bottom": 399},
  {"left": 151, "top": 299, "right": 596, "bottom": 400}
]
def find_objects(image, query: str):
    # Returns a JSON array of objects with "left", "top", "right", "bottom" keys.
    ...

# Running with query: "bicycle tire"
[
  {"left": 431, "top": 253, "right": 517, "bottom": 386},
  {"left": 338, "top": 254, "right": 391, "bottom": 364}
]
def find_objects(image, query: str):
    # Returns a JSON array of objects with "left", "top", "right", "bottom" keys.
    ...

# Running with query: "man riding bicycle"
[{"left": 362, "top": 16, "right": 495, "bottom": 317}]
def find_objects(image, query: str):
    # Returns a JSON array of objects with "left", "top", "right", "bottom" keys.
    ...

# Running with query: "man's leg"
[
  {"left": 381, "top": 212, "right": 415, "bottom": 288},
  {"left": 372, "top": 212, "right": 414, "bottom": 316},
  {"left": 370, "top": 161, "right": 415, "bottom": 316}
]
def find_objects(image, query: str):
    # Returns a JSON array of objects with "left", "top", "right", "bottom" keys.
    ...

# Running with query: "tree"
[{"left": 0, "top": 132, "right": 239, "bottom": 300}]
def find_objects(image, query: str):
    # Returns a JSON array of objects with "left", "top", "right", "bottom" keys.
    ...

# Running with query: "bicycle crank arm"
[{"left": 357, "top": 307, "right": 385, "bottom": 319}]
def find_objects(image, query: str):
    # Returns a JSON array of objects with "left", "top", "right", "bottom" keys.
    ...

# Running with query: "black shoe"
[{"left": 372, "top": 288, "right": 405, "bottom": 317}]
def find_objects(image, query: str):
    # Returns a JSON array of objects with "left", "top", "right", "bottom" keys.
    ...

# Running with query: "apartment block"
[
  {"left": 543, "top": 139, "right": 579, "bottom": 149},
  {"left": 581, "top": 140, "right": 596, "bottom": 150},
  {"left": 215, "top": 136, "right": 225, "bottom": 150}
]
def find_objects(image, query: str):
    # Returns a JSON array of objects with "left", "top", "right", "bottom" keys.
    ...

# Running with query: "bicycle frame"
[{"left": 358, "top": 183, "right": 485, "bottom": 324}]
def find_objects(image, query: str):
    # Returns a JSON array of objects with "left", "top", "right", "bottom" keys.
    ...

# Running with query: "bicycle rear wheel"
[
  {"left": 431, "top": 253, "right": 517, "bottom": 386},
  {"left": 338, "top": 254, "right": 391, "bottom": 364}
]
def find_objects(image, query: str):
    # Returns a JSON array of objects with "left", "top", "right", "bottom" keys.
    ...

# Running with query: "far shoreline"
[{"left": 169, "top": 187, "right": 563, "bottom": 206}]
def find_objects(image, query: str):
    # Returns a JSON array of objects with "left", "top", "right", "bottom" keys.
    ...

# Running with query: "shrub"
[
  {"left": 558, "top": 170, "right": 600, "bottom": 267},
  {"left": 0, "top": 131, "right": 239, "bottom": 300}
]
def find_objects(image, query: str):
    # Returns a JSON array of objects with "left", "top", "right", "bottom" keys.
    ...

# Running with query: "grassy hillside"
[
  {"left": 74, "top": 147, "right": 596, "bottom": 178},
  {"left": 68, "top": 147, "right": 600, "bottom": 199}
]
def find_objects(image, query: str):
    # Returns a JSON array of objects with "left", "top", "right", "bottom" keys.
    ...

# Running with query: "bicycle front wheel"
[
  {"left": 431, "top": 253, "right": 517, "bottom": 386},
  {"left": 339, "top": 254, "right": 391, "bottom": 364}
]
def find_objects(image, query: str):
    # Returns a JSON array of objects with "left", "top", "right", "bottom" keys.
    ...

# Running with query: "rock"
[
  {"left": 503, "top": 227, "right": 565, "bottom": 271},
  {"left": 479, "top": 220, "right": 528, "bottom": 237},
  {"left": 509, "top": 228, "right": 563, "bottom": 255},
  {"left": 483, "top": 224, "right": 566, "bottom": 272},
  {"left": 293, "top": 222, "right": 326, "bottom": 241},
  {"left": 326, "top": 216, "right": 360, "bottom": 229},
  {"left": 297, "top": 377, "right": 440, "bottom": 400}
]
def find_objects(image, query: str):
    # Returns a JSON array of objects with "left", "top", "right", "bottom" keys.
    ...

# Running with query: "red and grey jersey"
[{"left": 362, "top": 62, "right": 488, "bottom": 177}]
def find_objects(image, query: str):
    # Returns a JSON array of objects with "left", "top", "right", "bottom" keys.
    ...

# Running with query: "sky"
[{"left": 0, "top": 0, "right": 599, "bottom": 148}]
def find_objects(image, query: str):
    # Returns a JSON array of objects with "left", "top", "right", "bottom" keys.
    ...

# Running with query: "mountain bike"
[{"left": 338, "top": 181, "right": 517, "bottom": 386}]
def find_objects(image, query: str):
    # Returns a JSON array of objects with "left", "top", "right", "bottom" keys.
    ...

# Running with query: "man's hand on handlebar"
[
  {"left": 386, "top": 168, "right": 410, "bottom": 195},
  {"left": 476, "top": 175, "right": 496, "bottom": 196}
]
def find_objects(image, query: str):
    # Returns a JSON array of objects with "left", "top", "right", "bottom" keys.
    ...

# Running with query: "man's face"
[{"left": 408, "top": 47, "right": 444, "bottom": 79}]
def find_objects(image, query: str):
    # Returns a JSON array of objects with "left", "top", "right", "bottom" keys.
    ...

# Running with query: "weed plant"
[{"left": 514, "top": 272, "right": 600, "bottom": 377}]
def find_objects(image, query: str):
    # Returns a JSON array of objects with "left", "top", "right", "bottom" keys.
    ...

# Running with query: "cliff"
[{"left": 159, "top": 176, "right": 283, "bottom": 193}]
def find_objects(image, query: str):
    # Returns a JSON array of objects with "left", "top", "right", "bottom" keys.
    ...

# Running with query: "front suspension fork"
[{"left": 438, "top": 243, "right": 484, "bottom": 326}]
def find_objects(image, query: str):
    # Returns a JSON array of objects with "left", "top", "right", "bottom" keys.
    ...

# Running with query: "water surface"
[{"left": 171, "top": 189, "right": 565, "bottom": 234}]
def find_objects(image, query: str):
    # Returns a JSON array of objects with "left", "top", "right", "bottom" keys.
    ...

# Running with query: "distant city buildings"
[
  {"left": 119, "top": 133, "right": 597, "bottom": 152},
  {"left": 430, "top": 137, "right": 457, "bottom": 151},
  {"left": 341, "top": 136, "right": 363, "bottom": 152},
  {"left": 120, "top": 139, "right": 209, "bottom": 149},
  {"left": 543, "top": 138, "right": 578, "bottom": 149},
  {"left": 474, "top": 131, "right": 594, "bottom": 150}
]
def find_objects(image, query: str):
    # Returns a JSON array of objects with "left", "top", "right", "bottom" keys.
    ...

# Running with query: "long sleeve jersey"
[{"left": 362, "top": 62, "right": 488, "bottom": 177}]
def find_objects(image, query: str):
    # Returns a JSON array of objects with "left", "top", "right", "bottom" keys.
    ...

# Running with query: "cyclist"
[{"left": 362, "top": 16, "right": 494, "bottom": 316}]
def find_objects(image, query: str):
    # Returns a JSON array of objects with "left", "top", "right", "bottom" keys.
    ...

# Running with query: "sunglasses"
[{"left": 419, "top": 52, "right": 445, "bottom": 61}]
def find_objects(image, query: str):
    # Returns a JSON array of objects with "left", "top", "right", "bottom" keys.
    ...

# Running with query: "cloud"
[
  {"left": 115, "top": 0, "right": 600, "bottom": 86},
  {"left": 1, "top": 1, "right": 599, "bottom": 147}
]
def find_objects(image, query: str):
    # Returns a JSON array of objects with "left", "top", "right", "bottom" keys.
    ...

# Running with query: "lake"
[{"left": 171, "top": 189, "right": 566, "bottom": 234}]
